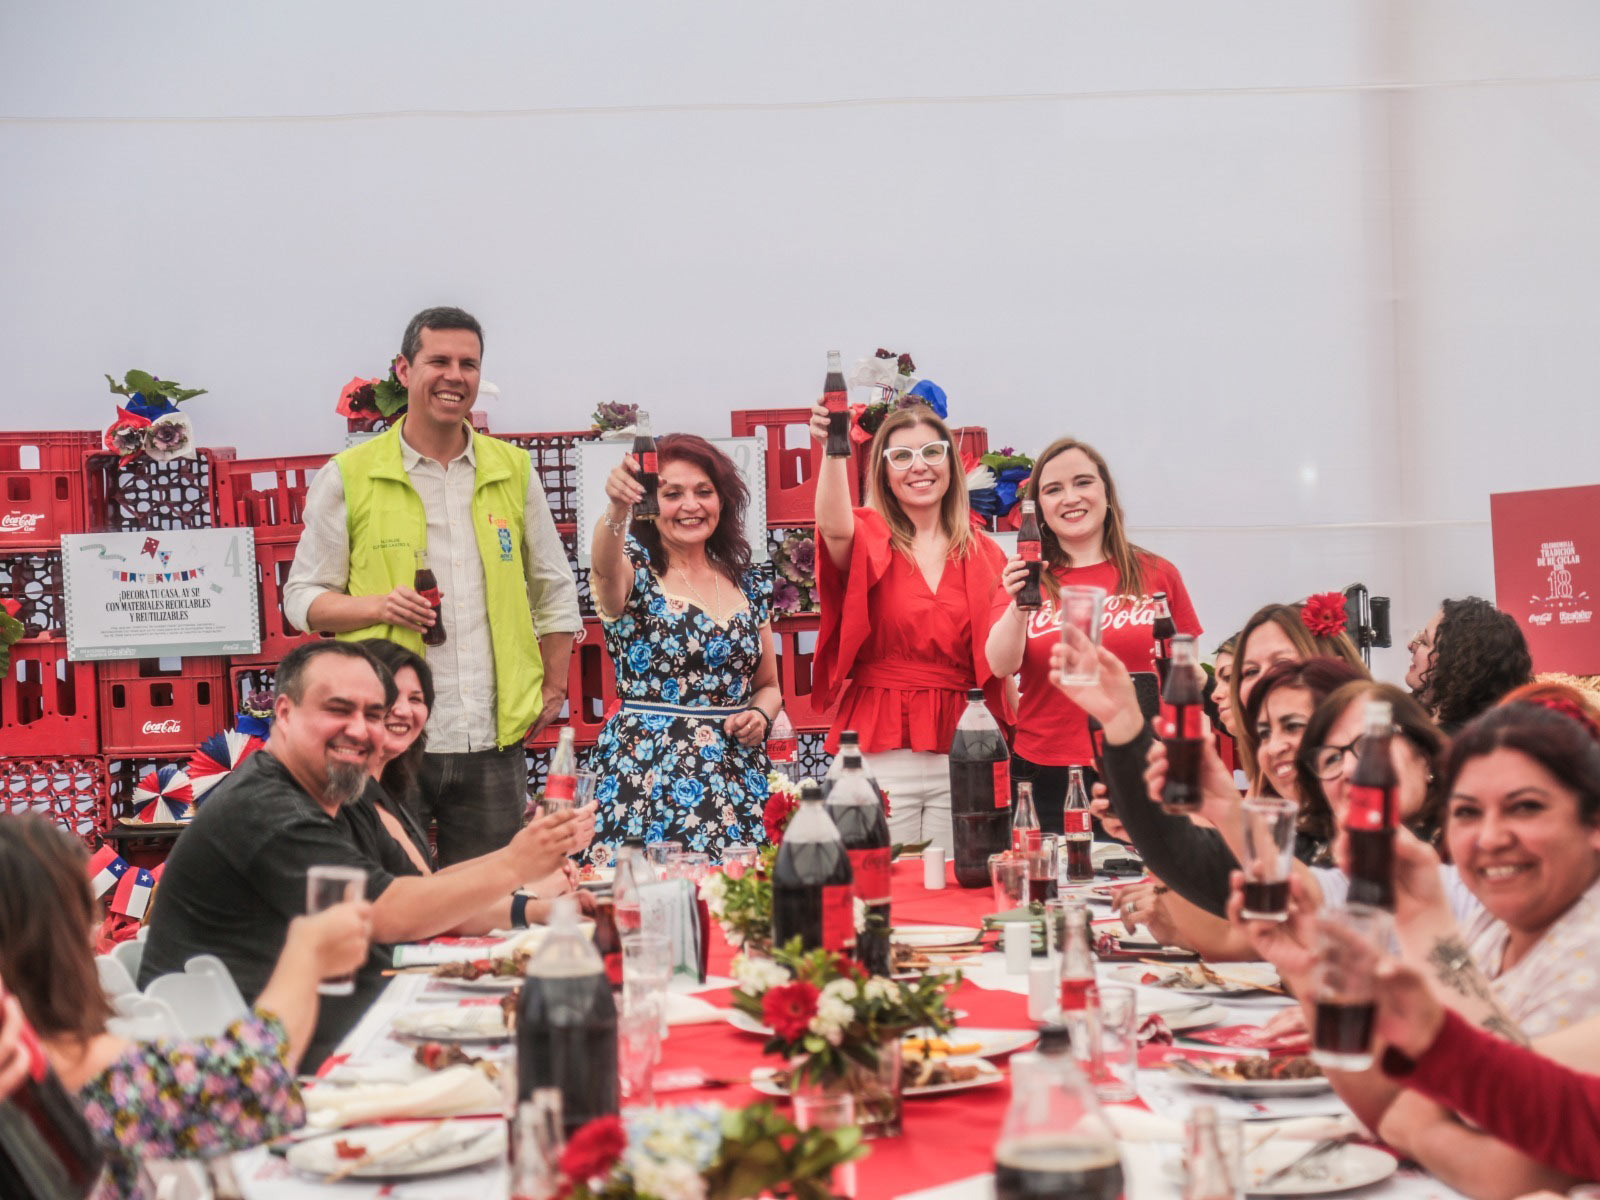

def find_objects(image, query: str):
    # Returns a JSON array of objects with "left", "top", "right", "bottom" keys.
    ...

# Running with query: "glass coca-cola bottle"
[
  {"left": 1344, "top": 700, "right": 1397, "bottom": 911},
  {"left": 771, "top": 781, "right": 855, "bottom": 953},
  {"left": 1011, "top": 780, "right": 1042, "bottom": 853},
  {"left": 823, "top": 351, "right": 851, "bottom": 459},
  {"left": 0, "top": 992, "right": 105, "bottom": 1199},
  {"left": 544, "top": 728, "right": 577, "bottom": 812},
  {"left": 994, "top": 1024, "right": 1123, "bottom": 1200},
  {"left": 824, "top": 743, "right": 891, "bottom": 976},
  {"left": 950, "top": 690, "right": 1012, "bottom": 888},
  {"left": 1160, "top": 636, "right": 1207, "bottom": 813},
  {"left": 766, "top": 709, "right": 798, "bottom": 782},
  {"left": 1057, "top": 897, "right": 1103, "bottom": 1081},
  {"left": 632, "top": 410, "right": 659, "bottom": 521},
  {"left": 1062, "top": 767, "right": 1094, "bottom": 883},
  {"left": 1015, "top": 499, "right": 1044, "bottom": 612},
  {"left": 414, "top": 549, "right": 445, "bottom": 647},
  {"left": 1150, "top": 592, "right": 1175, "bottom": 687}
]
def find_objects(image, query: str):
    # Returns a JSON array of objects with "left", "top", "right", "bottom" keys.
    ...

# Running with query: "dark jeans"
[
  {"left": 413, "top": 745, "right": 527, "bottom": 867},
  {"left": 1009, "top": 753, "right": 1100, "bottom": 836}
]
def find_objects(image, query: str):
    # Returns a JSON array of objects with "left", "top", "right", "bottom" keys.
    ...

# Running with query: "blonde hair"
[
  {"left": 865, "top": 406, "right": 976, "bottom": 559},
  {"left": 1024, "top": 436, "right": 1146, "bottom": 603}
]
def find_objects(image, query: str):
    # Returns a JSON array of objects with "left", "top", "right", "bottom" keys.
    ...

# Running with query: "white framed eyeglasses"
[{"left": 882, "top": 439, "right": 950, "bottom": 470}]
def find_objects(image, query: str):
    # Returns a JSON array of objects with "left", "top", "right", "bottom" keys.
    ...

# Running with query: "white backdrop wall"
[{"left": 5, "top": 1, "right": 1599, "bottom": 684}]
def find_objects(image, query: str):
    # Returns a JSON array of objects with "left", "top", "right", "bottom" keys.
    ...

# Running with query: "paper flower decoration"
[
  {"left": 1301, "top": 592, "right": 1350, "bottom": 638},
  {"left": 188, "top": 729, "right": 266, "bottom": 803},
  {"left": 144, "top": 412, "right": 196, "bottom": 463},
  {"left": 132, "top": 764, "right": 195, "bottom": 824},
  {"left": 104, "top": 408, "right": 152, "bottom": 463}
]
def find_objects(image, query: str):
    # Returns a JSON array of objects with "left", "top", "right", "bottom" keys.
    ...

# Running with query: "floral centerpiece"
[
  {"left": 337, "top": 359, "right": 410, "bottom": 431},
  {"left": 848, "top": 348, "right": 948, "bottom": 443},
  {"left": 770, "top": 531, "right": 818, "bottom": 615},
  {"left": 727, "top": 940, "right": 957, "bottom": 1137},
  {"left": 559, "top": 1102, "right": 864, "bottom": 1200},
  {"left": 697, "top": 773, "right": 797, "bottom": 952},
  {"left": 592, "top": 401, "right": 641, "bottom": 438},
  {"left": 103, "top": 370, "right": 208, "bottom": 465}
]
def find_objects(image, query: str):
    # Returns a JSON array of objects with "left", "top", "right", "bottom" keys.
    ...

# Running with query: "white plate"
[
  {"left": 750, "top": 1057, "right": 1003, "bottom": 1098},
  {"left": 903, "top": 1026, "right": 1037, "bottom": 1059},
  {"left": 1173, "top": 1068, "right": 1333, "bottom": 1099},
  {"left": 894, "top": 925, "right": 983, "bottom": 948},
  {"left": 1107, "top": 961, "right": 1282, "bottom": 998},
  {"left": 429, "top": 972, "right": 523, "bottom": 993},
  {"left": 1092, "top": 842, "right": 1138, "bottom": 867},
  {"left": 1164, "top": 1141, "right": 1397, "bottom": 1196},
  {"left": 390, "top": 1006, "right": 509, "bottom": 1043},
  {"left": 286, "top": 1120, "right": 505, "bottom": 1179}
]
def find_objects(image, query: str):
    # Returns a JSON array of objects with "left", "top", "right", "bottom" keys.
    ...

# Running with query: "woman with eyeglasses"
[
  {"left": 985, "top": 436, "right": 1201, "bottom": 832},
  {"left": 810, "top": 402, "right": 1008, "bottom": 851}
]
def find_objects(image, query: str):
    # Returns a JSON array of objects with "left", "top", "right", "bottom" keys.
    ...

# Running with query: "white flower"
[
  {"left": 849, "top": 356, "right": 899, "bottom": 390},
  {"left": 863, "top": 977, "right": 898, "bottom": 1004},
  {"left": 821, "top": 977, "right": 859, "bottom": 1004},
  {"left": 731, "top": 953, "right": 790, "bottom": 996},
  {"left": 630, "top": 1156, "right": 707, "bottom": 1200},
  {"left": 697, "top": 872, "right": 727, "bottom": 911},
  {"left": 809, "top": 996, "right": 854, "bottom": 1046}
]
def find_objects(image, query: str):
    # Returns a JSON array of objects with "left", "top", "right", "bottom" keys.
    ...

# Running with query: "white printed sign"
[
  {"left": 62, "top": 529, "right": 262, "bottom": 660},
  {"left": 573, "top": 437, "right": 767, "bottom": 568}
]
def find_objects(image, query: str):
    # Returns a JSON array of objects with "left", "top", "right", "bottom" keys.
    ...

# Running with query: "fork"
[{"left": 1258, "top": 1136, "right": 1346, "bottom": 1185}]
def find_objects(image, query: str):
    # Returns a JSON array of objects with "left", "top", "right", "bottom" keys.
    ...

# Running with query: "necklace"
[{"left": 675, "top": 565, "right": 723, "bottom": 618}]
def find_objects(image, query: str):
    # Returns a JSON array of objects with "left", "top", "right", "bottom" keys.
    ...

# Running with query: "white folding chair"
[
  {"left": 110, "top": 937, "right": 145, "bottom": 984},
  {"left": 107, "top": 992, "right": 183, "bottom": 1042},
  {"left": 144, "top": 957, "right": 248, "bottom": 1039},
  {"left": 95, "top": 954, "right": 139, "bottom": 999}
]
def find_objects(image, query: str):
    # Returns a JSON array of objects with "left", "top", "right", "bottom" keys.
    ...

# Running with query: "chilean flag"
[
  {"left": 111, "top": 867, "right": 156, "bottom": 920},
  {"left": 187, "top": 730, "right": 265, "bottom": 804},
  {"left": 133, "top": 764, "right": 195, "bottom": 824},
  {"left": 87, "top": 845, "right": 130, "bottom": 899}
]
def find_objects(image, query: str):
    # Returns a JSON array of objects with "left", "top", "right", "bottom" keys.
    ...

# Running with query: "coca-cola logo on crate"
[
  {"left": 141, "top": 719, "right": 184, "bottom": 735},
  {"left": 1, "top": 512, "right": 46, "bottom": 533}
]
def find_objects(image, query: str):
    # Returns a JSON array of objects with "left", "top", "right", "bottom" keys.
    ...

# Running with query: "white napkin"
[
  {"left": 304, "top": 1065, "right": 502, "bottom": 1128},
  {"left": 1104, "top": 1104, "right": 1184, "bottom": 1142},
  {"left": 664, "top": 993, "right": 725, "bottom": 1027}
]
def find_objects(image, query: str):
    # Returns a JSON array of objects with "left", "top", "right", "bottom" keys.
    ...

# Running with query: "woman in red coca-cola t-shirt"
[{"left": 985, "top": 436, "right": 1200, "bottom": 832}]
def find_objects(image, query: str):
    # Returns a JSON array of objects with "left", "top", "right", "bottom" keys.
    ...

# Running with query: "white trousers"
[{"left": 862, "top": 749, "right": 954, "bottom": 855}]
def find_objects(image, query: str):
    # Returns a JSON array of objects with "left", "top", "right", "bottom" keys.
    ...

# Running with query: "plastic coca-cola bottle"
[
  {"left": 824, "top": 742, "right": 891, "bottom": 976},
  {"left": 414, "top": 549, "right": 445, "bottom": 647},
  {"left": 1062, "top": 767, "right": 1094, "bottom": 884},
  {"left": 632, "top": 409, "right": 659, "bottom": 522},
  {"left": 1150, "top": 592, "right": 1176, "bottom": 687},
  {"left": 949, "top": 689, "right": 1012, "bottom": 888},
  {"left": 1159, "top": 636, "right": 1207, "bottom": 813},
  {"left": 1015, "top": 499, "right": 1044, "bottom": 612},
  {"left": 771, "top": 781, "right": 855, "bottom": 953},
  {"left": 1344, "top": 700, "right": 1397, "bottom": 911},
  {"left": 766, "top": 709, "right": 798, "bottom": 781},
  {"left": 822, "top": 351, "right": 851, "bottom": 459},
  {"left": 0, "top": 988, "right": 106, "bottom": 1199}
]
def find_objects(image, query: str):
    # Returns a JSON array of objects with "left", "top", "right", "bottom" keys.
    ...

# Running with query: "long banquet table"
[{"left": 228, "top": 856, "right": 1470, "bottom": 1199}]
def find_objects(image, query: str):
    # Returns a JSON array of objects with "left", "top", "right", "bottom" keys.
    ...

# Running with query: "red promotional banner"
[{"left": 1490, "top": 484, "right": 1600, "bottom": 674}]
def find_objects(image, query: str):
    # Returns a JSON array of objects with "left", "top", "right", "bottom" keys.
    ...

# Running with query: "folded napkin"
[
  {"left": 304, "top": 1065, "right": 502, "bottom": 1128},
  {"left": 1104, "top": 1105, "right": 1183, "bottom": 1142},
  {"left": 664, "top": 993, "right": 725, "bottom": 1027}
]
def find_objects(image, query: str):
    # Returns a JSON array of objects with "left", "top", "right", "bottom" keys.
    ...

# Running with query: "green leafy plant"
[
  {"left": 0, "top": 602, "right": 23, "bottom": 679},
  {"left": 105, "top": 369, "right": 208, "bottom": 407}
]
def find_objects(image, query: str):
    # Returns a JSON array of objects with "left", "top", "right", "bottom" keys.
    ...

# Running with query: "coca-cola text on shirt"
[{"left": 1023, "top": 592, "right": 1165, "bottom": 640}]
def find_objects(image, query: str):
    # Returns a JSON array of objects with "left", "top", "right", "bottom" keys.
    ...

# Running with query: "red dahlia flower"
[
  {"left": 762, "top": 979, "right": 820, "bottom": 1041},
  {"left": 558, "top": 1114, "right": 626, "bottom": 1184},
  {"left": 1300, "top": 592, "right": 1349, "bottom": 638}
]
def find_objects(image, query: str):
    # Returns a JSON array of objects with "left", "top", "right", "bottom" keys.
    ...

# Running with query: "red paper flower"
[
  {"left": 336, "top": 376, "right": 381, "bottom": 418},
  {"left": 558, "top": 1114, "right": 626, "bottom": 1184},
  {"left": 762, "top": 979, "right": 820, "bottom": 1041},
  {"left": 1300, "top": 592, "right": 1348, "bottom": 638},
  {"left": 762, "top": 789, "right": 798, "bottom": 845},
  {"left": 0, "top": 598, "right": 19, "bottom": 620},
  {"left": 104, "top": 407, "right": 152, "bottom": 464}
]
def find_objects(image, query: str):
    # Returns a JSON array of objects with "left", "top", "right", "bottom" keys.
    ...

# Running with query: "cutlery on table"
[
  {"left": 1257, "top": 1136, "right": 1347, "bottom": 1185},
  {"left": 321, "top": 1119, "right": 450, "bottom": 1183}
]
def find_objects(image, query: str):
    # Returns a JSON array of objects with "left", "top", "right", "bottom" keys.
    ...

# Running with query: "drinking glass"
[
  {"left": 988, "top": 852, "right": 1028, "bottom": 913},
  {"left": 721, "top": 844, "right": 758, "bottom": 879},
  {"left": 305, "top": 865, "right": 366, "bottom": 996},
  {"left": 1239, "top": 797, "right": 1298, "bottom": 921},
  {"left": 1310, "top": 904, "right": 1389, "bottom": 1071},
  {"left": 510, "top": 1089, "right": 565, "bottom": 1200},
  {"left": 622, "top": 932, "right": 673, "bottom": 1034},
  {"left": 1182, "top": 1108, "right": 1242, "bottom": 1199},
  {"left": 1057, "top": 586, "right": 1107, "bottom": 684},
  {"left": 676, "top": 851, "right": 710, "bottom": 884},
  {"left": 618, "top": 1004, "right": 661, "bottom": 1105},
  {"left": 1094, "top": 983, "right": 1140, "bottom": 1103},
  {"left": 790, "top": 1091, "right": 859, "bottom": 1198},
  {"left": 1024, "top": 837, "right": 1059, "bottom": 907},
  {"left": 647, "top": 840, "right": 682, "bottom": 871}
]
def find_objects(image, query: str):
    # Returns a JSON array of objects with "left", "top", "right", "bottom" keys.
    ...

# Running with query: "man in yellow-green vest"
[{"left": 284, "top": 307, "right": 582, "bottom": 865}]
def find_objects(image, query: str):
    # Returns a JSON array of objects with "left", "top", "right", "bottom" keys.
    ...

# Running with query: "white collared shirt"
[{"left": 283, "top": 432, "right": 581, "bottom": 752}]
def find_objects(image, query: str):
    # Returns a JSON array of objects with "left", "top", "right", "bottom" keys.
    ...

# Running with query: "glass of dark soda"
[{"left": 1310, "top": 904, "right": 1389, "bottom": 1072}]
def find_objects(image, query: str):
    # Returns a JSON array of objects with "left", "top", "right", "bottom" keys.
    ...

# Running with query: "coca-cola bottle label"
[
  {"left": 546, "top": 773, "right": 576, "bottom": 802},
  {"left": 849, "top": 847, "right": 892, "bottom": 905},
  {"left": 1345, "top": 783, "right": 1390, "bottom": 831},
  {"left": 992, "top": 760, "right": 1011, "bottom": 808},
  {"left": 1064, "top": 810, "right": 1092, "bottom": 836},
  {"left": 1059, "top": 976, "right": 1099, "bottom": 1012},
  {"left": 1012, "top": 828, "right": 1042, "bottom": 852},
  {"left": 820, "top": 883, "right": 855, "bottom": 952},
  {"left": 640, "top": 452, "right": 658, "bottom": 473},
  {"left": 417, "top": 586, "right": 442, "bottom": 606},
  {"left": 1018, "top": 539, "right": 1042, "bottom": 563},
  {"left": 823, "top": 388, "right": 848, "bottom": 413},
  {"left": 1160, "top": 702, "right": 1202, "bottom": 739},
  {"left": 768, "top": 737, "right": 797, "bottom": 762}
]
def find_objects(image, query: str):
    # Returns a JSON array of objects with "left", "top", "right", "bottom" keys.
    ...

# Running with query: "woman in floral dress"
[
  {"left": 588, "top": 433, "right": 781, "bottom": 860},
  {"left": 0, "top": 815, "right": 372, "bottom": 1198}
]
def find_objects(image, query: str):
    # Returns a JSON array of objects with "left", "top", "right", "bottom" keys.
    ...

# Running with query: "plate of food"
[
  {"left": 903, "top": 1027, "right": 1037, "bottom": 1061},
  {"left": 1108, "top": 961, "right": 1283, "bottom": 998},
  {"left": 429, "top": 958, "right": 525, "bottom": 991},
  {"left": 751, "top": 1057, "right": 1003, "bottom": 1098},
  {"left": 286, "top": 1120, "right": 506, "bottom": 1179},
  {"left": 892, "top": 924, "right": 984, "bottom": 949},
  {"left": 1167, "top": 1054, "right": 1332, "bottom": 1098},
  {"left": 1137, "top": 992, "right": 1227, "bottom": 1033},
  {"left": 390, "top": 1004, "right": 511, "bottom": 1043}
]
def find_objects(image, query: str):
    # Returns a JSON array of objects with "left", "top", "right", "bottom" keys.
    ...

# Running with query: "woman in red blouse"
[
  {"left": 985, "top": 436, "right": 1201, "bottom": 831},
  {"left": 811, "top": 403, "right": 1009, "bottom": 851}
]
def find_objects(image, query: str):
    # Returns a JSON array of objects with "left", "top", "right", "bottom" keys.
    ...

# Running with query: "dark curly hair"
[
  {"left": 1415, "top": 597, "right": 1533, "bottom": 733},
  {"left": 631, "top": 434, "right": 752, "bottom": 581}
]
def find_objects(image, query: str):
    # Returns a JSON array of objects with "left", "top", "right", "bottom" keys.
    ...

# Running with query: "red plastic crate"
[
  {"left": 0, "top": 641, "right": 98, "bottom": 755},
  {"left": 215, "top": 454, "right": 330, "bottom": 543},
  {"left": 81, "top": 446, "right": 236, "bottom": 533},
  {"left": 527, "top": 618, "right": 615, "bottom": 751},
  {"left": 0, "top": 548, "right": 66, "bottom": 640},
  {"left": 1, "top": 756, "right": 109, "bottom": 842},
  {"left": 731, "top": 408, "right": 861, "bottom": 526},
  {"left": 232, "top": 539, "right": 330, "bottom": 664},
  {"left": 493, "top": 430, "right": 599, "bottom": 526},
  {"left": 97, "top": 656, "right": 226, "bottom": 755},
  {"left": 772, "top": 613, "right": 833, "bottom": 733},
  {"left": 0, "top": 431, "right": 98, "bottom": 549},
  {"left": 952, "top": 425, "right": 989, "bottom": 463}
]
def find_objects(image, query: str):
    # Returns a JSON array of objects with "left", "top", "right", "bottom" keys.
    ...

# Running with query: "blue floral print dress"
[{"left": 589, "top": 539, "right": 772, "bottom": 859}]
